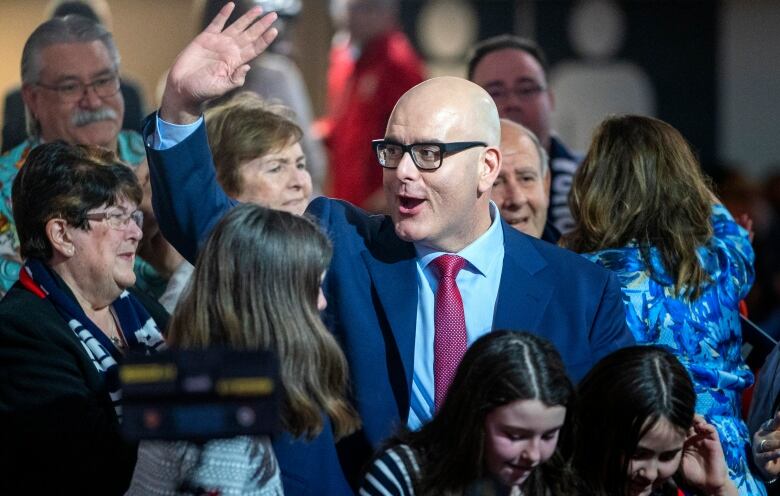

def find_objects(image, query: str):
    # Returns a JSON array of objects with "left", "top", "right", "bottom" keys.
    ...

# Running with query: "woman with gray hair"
[{"left": 0, "top": 142, "right": 167, "bottom": 493}]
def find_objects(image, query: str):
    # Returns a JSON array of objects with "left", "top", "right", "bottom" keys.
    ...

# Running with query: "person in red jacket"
[{"left": 318, "top": 0, "right": 425, "bottom": 211}]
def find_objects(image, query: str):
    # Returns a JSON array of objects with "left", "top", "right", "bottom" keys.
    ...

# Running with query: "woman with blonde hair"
[
  {"left": 159, "top": 92, "right": 313, "bottom": 313},
  {"left": 129, "top": 204, "right": 360, "bottom": 495},
  {"left": 561, "top": 115, "right": 761, "bottom": 494},
  {"left": 205, "top": 92, "right": 312, "bottom": 215}
]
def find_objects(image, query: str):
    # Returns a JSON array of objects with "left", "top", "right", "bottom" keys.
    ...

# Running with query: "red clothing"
[{"left": 321, "top": 30, "right": 425, "bottom": 207}]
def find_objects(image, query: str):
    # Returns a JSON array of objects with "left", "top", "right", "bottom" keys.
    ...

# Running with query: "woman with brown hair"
[
  {"left": 561, "top": 115, "right": 762, "bottom": 494},
  {"left": 128, "top": 204, "right": 360, "bottom": 495}
]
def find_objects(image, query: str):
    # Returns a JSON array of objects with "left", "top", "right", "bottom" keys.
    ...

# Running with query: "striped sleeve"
[{"left": 359, "top": 445, "right": 420, "bottom": 496}]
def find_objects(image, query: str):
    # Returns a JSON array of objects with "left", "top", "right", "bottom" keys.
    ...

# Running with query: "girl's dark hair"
[
  {"left": 168, "top": 204, "right": 360, "bottom": 439},
  {"left": 568, "top": 346, "right": 695, "bottom": 496},
  {"left": 392, "top": 330, "right": 575, "bottom": 495}
]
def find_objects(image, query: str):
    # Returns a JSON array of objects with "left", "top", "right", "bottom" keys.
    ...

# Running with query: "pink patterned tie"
[{"left": 431, "top": 254, "right": 468, "bottom": 411}]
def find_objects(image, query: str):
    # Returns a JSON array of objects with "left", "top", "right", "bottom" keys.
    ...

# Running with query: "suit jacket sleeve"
[
  {"left": 589, "top": 270, "right": 636, "bottom": 364},
  {"left": 142, "top": 114, "right": 238, "bottom": 264}
]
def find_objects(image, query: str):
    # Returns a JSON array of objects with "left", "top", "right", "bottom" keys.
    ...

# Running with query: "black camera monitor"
[{"left": 120, "top": 348, "right": 281, "bottom": 442}]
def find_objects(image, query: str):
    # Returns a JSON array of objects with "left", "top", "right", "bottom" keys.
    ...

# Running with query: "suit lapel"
[
  {"left": 361, "top": 221, "right": 418, "bottom": 399},
  {"left": 493, "top": 222, "right": 554, "bottom": 331}
]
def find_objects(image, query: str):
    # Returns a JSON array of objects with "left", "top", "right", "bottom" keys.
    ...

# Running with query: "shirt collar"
[{"left": 415, "top": 202, "right": 504, "bottom": 276}]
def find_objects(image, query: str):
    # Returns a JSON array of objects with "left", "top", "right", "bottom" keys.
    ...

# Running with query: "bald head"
[
  {"left": 493, "top": 118, "right": 550, "bottom": 238},
  {"left": 500, "top": 119, "right": 547, "bottom": 176},
  {"left": 382, "top": 77, "right": 503, "bottom": 253},
  {"left": 390, "top": 77, "right": 500, "bottom": 146}
]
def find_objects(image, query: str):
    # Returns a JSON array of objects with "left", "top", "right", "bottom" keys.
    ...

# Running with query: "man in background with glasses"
[
  {"left": 468, "top": 35, "right": 582, "bottom": 236},
  {"left": 143, "top": 5, "right": 633, "bottom": 493},
  {"left": 0, "top": 15, "right": 180, "bottom": 299}
]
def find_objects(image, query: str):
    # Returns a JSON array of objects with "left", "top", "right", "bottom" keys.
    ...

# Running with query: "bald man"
[
  {"left": 494, "top": 118, "right": 560, "bottom": 242},
  {"left": 143, "top": 5, "right": 633, "bottom": 494}
]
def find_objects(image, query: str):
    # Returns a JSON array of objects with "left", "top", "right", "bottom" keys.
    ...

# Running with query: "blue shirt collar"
[{"left": 415, "top": 202, "right": 504, "bottom": 276}]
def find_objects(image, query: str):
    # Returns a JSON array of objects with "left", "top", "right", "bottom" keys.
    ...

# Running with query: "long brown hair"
[
  {"left": 561, "top": 115, "right": 713, "bottom": 299},
  {"left": 167, "top": 204, "right": 360, "bottom": 439}
]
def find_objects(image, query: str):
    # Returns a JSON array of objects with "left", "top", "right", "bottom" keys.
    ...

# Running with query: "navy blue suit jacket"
[{"left": 143, "top": 117, "right": 634, "bottom": 495}]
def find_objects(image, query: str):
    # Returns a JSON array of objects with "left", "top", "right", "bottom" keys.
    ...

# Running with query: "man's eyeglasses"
[
  {"left": 85, "top": 209, "right": 143, "bottom": 231},
  {"left": 372, "top": 140, "right": 487, "bottom": 171},
  {"left": 36, "top": 74, "right": 120, "bottom": 103},
  {"left": 486, "top": 83, "right": 546, "bottom": 102}
]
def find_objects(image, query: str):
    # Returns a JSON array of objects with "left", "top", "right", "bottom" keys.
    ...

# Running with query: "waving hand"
[
  {"left": 679, "top": 415, "right": 737, "bottom": 496},
  {"left": 160, "top": 2, "right": 278, "bottom": 123}
]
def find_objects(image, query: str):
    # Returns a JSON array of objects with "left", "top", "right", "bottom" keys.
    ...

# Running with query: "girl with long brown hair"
[{"left": 128, "top": 204, "right": 360, "bottom": 495}]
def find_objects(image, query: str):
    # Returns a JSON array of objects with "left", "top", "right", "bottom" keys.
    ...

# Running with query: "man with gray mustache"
[
  {"left": 71, "top": 107, "right": 120, "bottom": 128},
  {"left": 0, "top": 15, "right": 177, "bottom": 298}
]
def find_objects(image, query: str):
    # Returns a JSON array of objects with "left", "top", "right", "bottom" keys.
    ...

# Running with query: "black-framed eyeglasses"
[
  {"left": 36, "top": 74, "right": 120, "bottom": 103},
  {"left": 372, "top": 139, "right": 488, "bottom": 170},
  {"left": 85, "top": 209, "right": 143, "bottom": 231}
]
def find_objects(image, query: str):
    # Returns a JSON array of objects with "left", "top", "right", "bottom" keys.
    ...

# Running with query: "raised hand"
[
  {"left": 678, "top": 415, "right": 737, "bottom": 496},
  {"left": 160, "top": 2, "right": 278, "bottom": 124}
]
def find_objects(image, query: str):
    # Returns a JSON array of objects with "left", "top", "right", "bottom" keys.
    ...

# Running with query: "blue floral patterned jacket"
[{"left": 582, "top": 205, "right": 764, "bottom": 495}]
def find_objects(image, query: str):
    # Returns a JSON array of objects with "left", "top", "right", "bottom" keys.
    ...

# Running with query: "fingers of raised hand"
[
  {"left": 240, "top": 26, "right": 278, "bottom": 61},
  {"left": 223, "top": 5, "right": 265, "bottom": 37},
  {"left": 688, "top": 416, "right": 717, "bottom": 441},
  {"left": 227, "top": 11, "right": 277, "bottom": 65},
  {"left": 244, "top": 12, "right": 279, "bottom": 51},
  {"left": 205, "top": 1, "right": 236, "bottom": 34},
  {"left": 243, "top": 10, "right": 278, "bottom": 37}
]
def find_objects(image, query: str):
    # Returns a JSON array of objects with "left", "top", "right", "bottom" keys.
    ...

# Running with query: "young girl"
[
  {"left": 569, "top": 346, "right": 737, "bottom": 496},
  {"left": 128, "top": 204, "right": 360, "bottom": 495},
  {"left": 359, "top": 330, "right": 576, "bottom": 496}
]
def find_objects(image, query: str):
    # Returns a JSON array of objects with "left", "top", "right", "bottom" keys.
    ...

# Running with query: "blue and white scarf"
[{"left": 20, "top": 258, "right": 166, "bottom": 420}]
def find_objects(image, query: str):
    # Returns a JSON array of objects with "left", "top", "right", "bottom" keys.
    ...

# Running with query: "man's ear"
[
  {"left": 544, "top": 168, "right": 552, "bottom": 196},
  {"left": 46, "top": 218, "right": 75, "bottom": 258},
  {"left": 478, "top": 146, "right": 502, "bottom": 194},
  {"left": 21, "top": 84, "right": 39, "bottom": 120}
]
